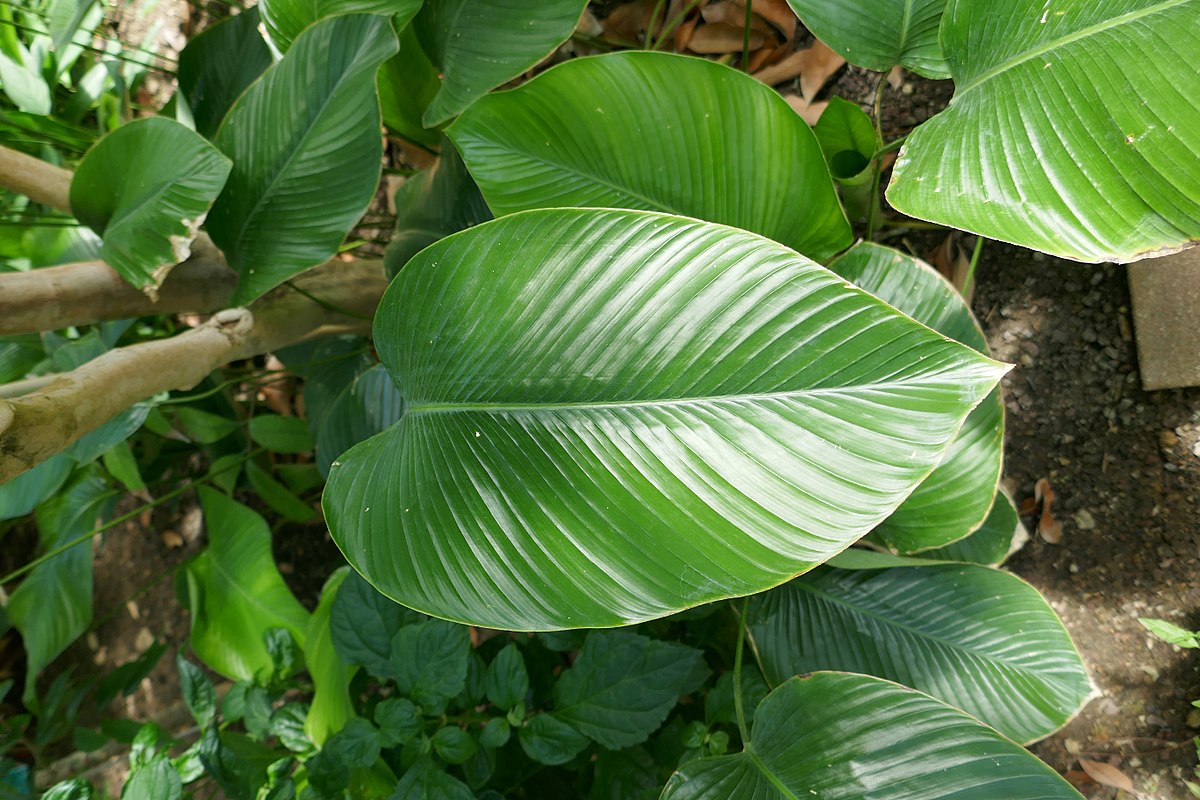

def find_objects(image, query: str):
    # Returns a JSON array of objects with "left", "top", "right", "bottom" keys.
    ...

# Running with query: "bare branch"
[
  {"left": 0, "top": 145, "right": 73, "bottom": 213},
  {"left": 0, "top": 260, "right": 387, "bottom": 483}
]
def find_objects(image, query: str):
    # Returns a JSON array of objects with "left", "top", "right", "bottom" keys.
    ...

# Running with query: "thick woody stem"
[
  {"left": 0, "top": 146, "right": 73, "bottom": 213},
  {"left": 0, "top": 260, "right": 387, "bottom": 483}
]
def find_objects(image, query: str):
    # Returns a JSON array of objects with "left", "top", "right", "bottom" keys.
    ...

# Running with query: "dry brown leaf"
[
  {"left": 602, "top": 0, "right": 656, "bottom": 43},
  {"left": 927, "top": 234, "right": 974, "bottom": 301},
  {"left": 887, "top": 65, "right": 904, "bottom": 90},
  {"left": 1078, "top": 759, "right": 1136, "bottom": 793},
  {"left": 394, "top": 139, "right": 436, "bottom": 170},
  {"left": 673, "top": 14, "right": 699, "bottom": 50},
  {"left": 783, "top": 94, "right": 828, "bottom": 126},
  {"left": 687, "top": 22, "right": 766, "bottom": 53},
  {"left": 752, "top": 40, "right": 845, "bottom": 101},
  {"left": 260, "top": 355, "right": 294, "bottom": 416},
  {"left": 1018, "top": 496, "right": 1038, "bottom": 516},
  {"left": 748, "top": 0, "right": 797, "bottom": 40},
  {"left": 747, "top": 42, "right": 776, "bottom": 72},
  {"left": 1034, "top": 477, "right": 1063, "bottom": 544},
  {"left": 161, "top": 530, "right": 184, "bottom": 549},
  {"left": 702, "top": 1, "right": 774, "bottom": 34}
]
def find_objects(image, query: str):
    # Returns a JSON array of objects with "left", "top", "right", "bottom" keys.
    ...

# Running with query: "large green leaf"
[
  {"left": 661, "top": 672, "right": 1085, "bottom": 799},
  {"left": 830, "top": 243, "right": 1003, "bottom": 552},
  {"left": 414, "top": 0, "right": 588, "bottom": 127},
  {"left": 384, "top": 138, "right": 492, "bottom": 278},
  {"left": 177, "top": 7, "right": 273, "bottom": 139},
  {"left": 323, "top": 208, "right": 1007, "bottom": 630},
  {"left": 180, "top": 488, "right": 310, "bottom": 681},
  {"left": 920, "top": 489, "right": 1027, "bottom": 565},
  {"left": 747, "top": 562, "right": 1092, "bottom": 743},
  {"left": 377, "top": 23, "right": 440, "bottom": 149},
  {"left": 0, "top": 453, "right": 72, "bottom": 521},
  {"left": 304, "top": 567, "right": 357, "bottom": 746},
  {"left": 785, "top": 0, "right": 950, "bottom": 78},
  {"left": 261, "top": 0, "right": 421, "bottom": 52},
  {"left": 6, "top": 466, "right": 114, "bottom": 702},
  {"left": 69, "top": 117, "right": 232, "bottom": 290},
  {"left": 207, "top": 15, "right": 398, "bottom": 304},
  {"left": 888, "top": 0, "right": 1200, "bottom": 263},
  {"left": 449, "top": 52, "right": 852, "bottom": 261}
]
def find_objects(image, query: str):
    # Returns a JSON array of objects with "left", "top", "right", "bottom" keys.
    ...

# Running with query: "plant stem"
[
  {"left": 646, "top": 0, "right": 667, "bottom": 49},
  {"left": 962, "top": 235, "right": 985, "bottom": 297},
  {"left": 733, "top": 596, "right": 751, "bottom": 746},
  {"left": 283, "top": 279, "right": 375, "bottom": 321},
  {"left": 741, "top": 0, "right": 754, "bottom": 71},
  {"left": 865, "top": 72, "right": 889, "bottom": 240},
  {"left": 648, "top": 0, "right": 702, "bottom": 51},
  {"left": 0, "top": 450, "right": 260, "bottom": 588},
  {"left": 871, "top": 135, "right": 907, "bottom": 161}
]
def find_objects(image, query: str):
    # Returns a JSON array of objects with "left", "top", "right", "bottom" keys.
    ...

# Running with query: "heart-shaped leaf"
[
  {"left": 177, "top": 7, "right": 273, "bottom": 138},
  {"left": 785, "top": 0, "right": 950, "bottom": 78},
  {"left": 449, "top": 51, "right": 853, "bottom": 261},
  {"left": 70, "top": 117, "right": 231, "bottom": 290},
  {"left": 207, "top": 14, "right": 398, "bottom": 304},
  {"left": 260, "top": 0, "right": 421, "bottom": 52},
  {"left": 888, "top": 0, "right": 1200, "bottom": 262},
  {"left": 323, "top": 208, "right": 1006, "bottom": 630},
  {"left": 831, "top": 243, "right": 1003, "bottom": 552},
  {"left": 661, "top": 672, "right": 1085, "bottom": 799},
  {"left": 747, "top": 561, "right": 1093, "bottom": 743}
]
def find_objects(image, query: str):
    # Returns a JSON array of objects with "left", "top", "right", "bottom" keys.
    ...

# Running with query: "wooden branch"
[
  {"left": 0, "top": 260, "right": 387, "bottom": 483},
  {"left": 0, "top": 145, "right": 73, "bottom": 213}
]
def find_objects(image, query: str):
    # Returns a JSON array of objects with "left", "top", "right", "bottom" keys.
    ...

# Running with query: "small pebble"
[
  {"left": 134, "top": 627, "right": 154, "bottom": 653},
  {"left": 1073, "top": 509, "right": 1096, "bottom": 530},
  {"left": 1161, "top": 430, "right": 1179, "bottom": 448}
]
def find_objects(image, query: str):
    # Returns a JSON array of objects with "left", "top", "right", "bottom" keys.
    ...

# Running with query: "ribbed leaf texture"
[
  {"left": 831, "top": 243, "right": 1003, "bottom": 552},
  {"left": 785, "top": 0, "right": 950, "bottom": 78},
  {"left": 748, "top": 563, "right": 1093, "bottom": 743},
  {"left": 889, "top": 0, "right": 1200, "bottom": 262},
  {"left": 323, "top": 208, "right": 1007, "bottom": 630},
  {"left": 662, "top": 672, "right": 1085, "bottom": 799},
  {"left": 449, "top": 52, "right": 852, "bottom": 261}
]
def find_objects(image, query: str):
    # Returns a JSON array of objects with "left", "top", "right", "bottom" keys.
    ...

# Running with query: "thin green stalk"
[
  {"left": 282, "top": 279, "right": 376, "bottom": 321},
  {"left": 645, "top": 0, "right": 667, "bottom": 49},
  {"left": 733, "top": 596, "right": 751, "bottom": 746},
  {"left": 648, "top": 0, "right": 702, "bottom": 51},
  {"left": 871, "top": 135, "right": 907, "bottom": 161},
  {"left": 865, "top": 72, "right": 890, "bottom": 240},
  {"left": 962, "top": 235, "right": 985, "bottom": 297},
  {"left": 0, "top": 450, "right": 260, "bottom": 588},
  {"left": 741, "top": 0, "right": 754, "bottom": 72}
]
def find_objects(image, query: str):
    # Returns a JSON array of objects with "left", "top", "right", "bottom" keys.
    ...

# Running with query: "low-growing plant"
[{"left": 2, "top": 0, "right": 1198, "bottom": 797}]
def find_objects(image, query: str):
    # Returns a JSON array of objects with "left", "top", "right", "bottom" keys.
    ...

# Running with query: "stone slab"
[{"left": 1128, "top": 246, "right": 1200, "bottom": 390}]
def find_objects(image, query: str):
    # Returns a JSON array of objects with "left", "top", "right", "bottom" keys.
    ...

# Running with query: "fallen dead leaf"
[
  {"left": 1034, "top": 477, "right": 1063, "bottom": 544},
  {"left": 747, "top": 0, "right": 796, "bottom": 41},
  {"left": 702, "top": 2, "right": 772, "bottom": 33},
  {"left": 602, "top": 0, "right": 657, "bottom": 45},
  {"left": 753, "top": 40, "right": 845, "bottom": 102},
  {"left": 260, "top": 355, "right": 294, "bottom": 416},
  {"left": 161, "top": 530, "right": 184, "bottom": 549},
  {"left": 1078, "top": 759, "right": 1136, "bottom": 793},
  {"left": 687, "top": 22, "right": 766, "bottom": 53},
  {"left": 887, "top": 65, "right": 904, "bottom": 90},
  {"left": 783, "top": 94, "right": 828, "bottom": 126},
  {"left": 927, "top": 234, "right": 974, "bottom": 301}
]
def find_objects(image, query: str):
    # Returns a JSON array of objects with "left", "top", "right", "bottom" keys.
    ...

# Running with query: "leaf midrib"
[
  {"left": 404, "top": 380, "right": 981, "bottom": 416},
  {"left": 952, "top": 0, "right": 1189, "bottom": 99}
]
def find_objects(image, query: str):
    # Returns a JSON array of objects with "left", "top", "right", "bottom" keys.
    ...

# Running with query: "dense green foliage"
[{"left": 3, "top": 0, "right": 1197, "bottom": 797}]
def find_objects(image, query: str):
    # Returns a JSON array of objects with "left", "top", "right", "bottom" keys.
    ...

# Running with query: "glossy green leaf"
[
  {"left": 245, "top": 461, "right": 317, "bottom": 523},
  {"left": 324, "top": 208, "right": 1006, "bottom": 630},
  {"left": 384, "top": 139, "right": 491, "bottom": 279},
  {"left": 1140, "top": 618, "right": 1200, "bottom": 648},
  {"left": 248, "top": 414, "right": 313, "bottom": 454},
  {"left": 432, "top": 726, "right": 476, "bottom": 764},
  {"left": 181, "top": 488, "right": 310, "bottom": 681},
  {"left": 208, "top": 15, "right": 398, "bottom": 303},
  {"left": 662, "top": 672, "right": 1085, "bottom": 799},
  {"left": 70, "top": 117, "right": 231, "bottom": 290},
  {"left": 449, "top": 52, "right": 852, "bottom": 261},
  {"left": 888, "top": 0, "right": 1200, "bottom": 263},
  {"left": 177, "top": 7, "right": 273, "bottom": 138},
  {"left": 311, "top": 363, "right": 403, "bottom": 475},
  {"left": 261, "top": 0, "right": 421, "bottom": 52},
  {"left": 378, "top": 23, "right": 440, "bottom": 149},
  {"left": 814, "top": 97, "right": 879, "bottom": 181},
  {"left": 554, "top": 631, "right": 707, "bottom": 749},
  {"left": 304, "top": 568, "right": 356, "bottom": 746},
  {"left": 831, "top": 243, "right": 1004, "bottom": 552},
  {"left": 414, "top": 0, "right": 587, "bottom": 126},
  {"left": 375, "top": 697, "right": 421, "bottom": 747},
  {"left": 919, "top": 490, "right": 1027, "bottom": 565},
  {"left": 747, "top": 563, "right": 1093, "bottom": 743},
  {"left": 392, "top": 758, "right": 474, "bottom": 800},
  {"left": 7, "top": 466, "right": 113, "bottom": 702},
  {"left": 0, "top": 333, "right": 44, "bottom": 383},
  {"left": 122, "top": 757, "right": 181, "bottom": 800},
  {"left": 785, "top": 0, "right": 950, "bottom": 78}
]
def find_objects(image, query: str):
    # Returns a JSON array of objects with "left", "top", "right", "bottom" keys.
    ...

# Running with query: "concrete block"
[{"left": 1128, "top": 247, "right": 1200, "bottom": 390}]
